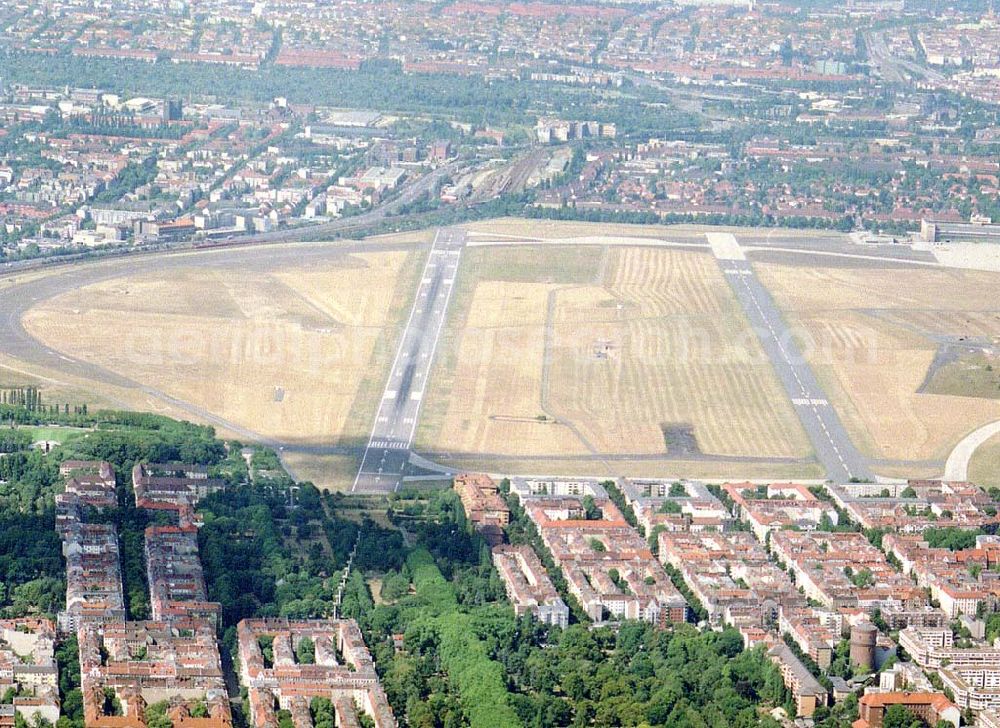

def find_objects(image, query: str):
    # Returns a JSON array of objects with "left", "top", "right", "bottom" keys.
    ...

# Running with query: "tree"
[
  {"left": 882, "top": 704, "right": 922, "bottom": 728},
  {"left": 581, "top": 496, "right": 601, "bottom": 521},
  {"left": 658, "top": 500, "right": 682, "bottom": 514},
  {"left": 295, "top": 637, "right": 315, "bottom": 665},
  {"left": 779, "top": 38, "right": 794, "bottom": 66}
]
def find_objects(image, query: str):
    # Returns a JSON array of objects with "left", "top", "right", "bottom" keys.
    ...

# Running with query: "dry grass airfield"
[
  {"left": 463, "top": 217, "right": 827, "bottom": 243},
  {"left": 415, "top": 243, "right": 816, "bottom": 478},
  {"left": 21, "top": 242, "right": 426, "bottom": 487},
  {"left": 970, "top": 432, "right": 1000, "bottom": 488},
  {"left": 19, "top": 218, "right": 1000, "bottom": 488},
  {"left": 756, "top": 262, "right": 1000, "bottom": 472}
]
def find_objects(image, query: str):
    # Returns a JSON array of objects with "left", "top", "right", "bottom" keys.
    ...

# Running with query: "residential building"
[
  {"left": 58, "top": 523, "right": 126, "bottom": 633},
  {"left": 237, "top": 619, "right": 395, "bottom": 728},
  {"left": 78, "top": 619, "right": 232, "bottom": 728},
  {"left": 854, "top": 692, "right": 959, "bottom": 728},
  {"left": 454, "top": 473, "right": 510, "bottom": 545},
  {"left": 516, "top": 493, "right": 688, "bottom": 625},
  {"left": 492, "top": 545, "right": 569, "bottom": 627},
  {"left": 145, "top": 525, "right": 221, "bottom": 626},
  {"left": 723, "top": 482, "right": 838, "bottom": 540},
  {"left": 132, "top": 462, "right": 225, "bottom": 514},
  {"left": 0, "top": 619, "right": 59, "bottom": 726},
  {"left": 620, "top": 478, "right": 732, "bottom": 534},
  {"left": 898, "top": 626, "right": 1000, "bottom": 669},
  {"left": 766, "top": 643, "right": 827, "bottom": 717}
]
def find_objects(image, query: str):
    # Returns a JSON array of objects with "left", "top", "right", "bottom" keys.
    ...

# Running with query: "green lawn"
[
  {"left": 926, "top": 352, "right": 1000, "bottom": 400},
  {"left": 21, "top": 425, "right": 93, "bottom": 445}
]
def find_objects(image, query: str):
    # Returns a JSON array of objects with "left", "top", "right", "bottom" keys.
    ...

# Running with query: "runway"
[
  {"left": 0, "top": 225, "right": 944, "bottom": 487},
  {"left": 351, "top": 228, "right": 465, "bottom": 493},
  {"left": 708, "top": 233, "right": 873, "bottom": 482}
]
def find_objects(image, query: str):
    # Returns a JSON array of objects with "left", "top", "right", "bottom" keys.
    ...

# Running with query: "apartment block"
[
  {"left": 0, "top": 619, "right": 59, "bottom": 726},
  {"left": 54, "top": 454, "right": 235, "bottom": 727},
  {"left": 769, "top": 531, "right": 923, "bottom": 612},
  {"left": 619, "top": 478, "right": 732, "bottom": 534},
  {"left": 899, "top": 626, "right": 1000, "bottom": 670},
  {"left": 509, "top": 477, "right": 607, "bottom": 500},
  {"left": 453, "top": 474, "right": 510, "bottom": 546},
  {"left": 492, "top": 545, "right": 569, "bottom": 627},
  {"left": 78, "top": 619, "right": 232, "bottom": 728},
  {"left": 778, "top": 609, "right": 837, "bottom": 670},
  {"left": 132, "top": 462, "right": 225, "bottom": 512},
  {"left": 825, "top": 481, "right": 998, "bottom": 533},
  {"left": 58, "top": 523, "right": 126, "bottom": 633},
  {"left": 883, "top": 533, "right": 998, "bottom": 618},
  {"left": 723, "top": 482, "right": 839, "bottom": 541},
  {"left": 55, "top": 460, "right": 116, "bottom": 531},
  {"left": 940, "top": 666, "right": 1000, "bottom": 713},
  {"left": 517, "top": 494, "right": 688, "bottom": 625},
  {"left": 237, "top": 619, "right": 395, "bottom": 728},
  {"left": 145, "top": 525, "right": 221, "bottom": 626},
  {"left": 766, "top": 643, "right": 827, "bottom": 717},
  {"left": 658, "top": 530, "right": 800, "bottom": 626}
]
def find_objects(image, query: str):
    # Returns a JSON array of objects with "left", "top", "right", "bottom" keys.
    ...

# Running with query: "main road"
[
  {"left": 351, "top": 228, "right": 466, "bottom": 493},
  {"left": 707, "top": 233, "right": 873, "bottom": 483}
]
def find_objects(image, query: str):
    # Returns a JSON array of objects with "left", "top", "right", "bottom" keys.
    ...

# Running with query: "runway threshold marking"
[
  {"left": 352, "top": 229, "right": 464, "bottom": 492},
  {"left": 707, "top": 234, "right": 862, "bottom": 481}
]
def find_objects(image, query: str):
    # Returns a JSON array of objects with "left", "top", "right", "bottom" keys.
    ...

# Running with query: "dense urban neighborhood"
[
  {"left": 2, "top": 403, "right": 1000, "bottom": 727},
  {"left": 4, "top": 0, "right": 1000, "bottom": 726},
  {"left": 3, "top": 0, "right": 1000, "bottom": 262}
]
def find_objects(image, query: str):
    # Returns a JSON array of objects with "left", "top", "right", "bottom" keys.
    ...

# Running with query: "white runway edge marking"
[
  {"left": 352, "top": 229, "right": 463, "bottom": 492},
  {"left": 735, "top": 271, "right": 852, "bottom": 477}
]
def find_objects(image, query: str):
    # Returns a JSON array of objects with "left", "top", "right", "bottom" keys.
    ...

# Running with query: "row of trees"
[
  {"left": 404, "top": 548, "right": 522, "bottom": 727},
  {"left": 1, "top": 388, "right": 45, "bottom": 410}
]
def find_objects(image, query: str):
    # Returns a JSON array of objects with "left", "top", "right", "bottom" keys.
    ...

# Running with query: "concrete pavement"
[
  {"left": 944, "top": 419, "right": 1000, "bottom": 481},
  {"left": 708, "top": 233, "right": 873, "bottom": 482},
  {"left": 351, "top": 228, "right": 465, "bottom": 493}
]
